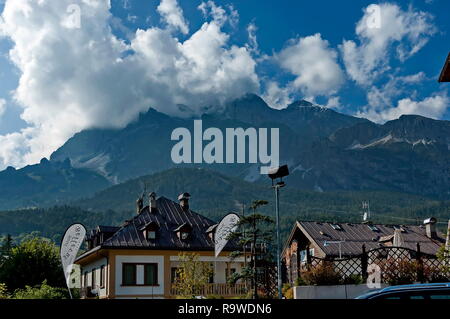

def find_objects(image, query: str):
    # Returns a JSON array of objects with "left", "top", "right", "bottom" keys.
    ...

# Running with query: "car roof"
[
  {"left": 356, "top": 283, "right": 450, "bottom": 299},
  {"left": 380, "top": 282, "right": 450, "bottom": 292}
]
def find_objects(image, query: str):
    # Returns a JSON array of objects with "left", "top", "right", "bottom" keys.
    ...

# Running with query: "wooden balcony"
[{"left": 169, "top": 283, "right": 248, "bottom": 297}]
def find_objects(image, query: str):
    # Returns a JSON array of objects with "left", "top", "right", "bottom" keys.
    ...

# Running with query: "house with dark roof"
[
  {"left": 282, "top": 218, "right": 447, "bottom": 285},
  {"left": 75, "top": 192, "right": 245, "bottom": 299}
]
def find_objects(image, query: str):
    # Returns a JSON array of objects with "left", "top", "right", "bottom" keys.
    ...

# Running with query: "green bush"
[
  {"left": 0, "top": 283, "right": 9, "bottom": 299},
  {"left": 13, "top": 281, "right": 69, "bottom": 299},
  {"left": 282, "top": 283, "right": 293, "bottom": 299},
  {"left": 342, "top": 274, "right": 364, "bottom": 285}
]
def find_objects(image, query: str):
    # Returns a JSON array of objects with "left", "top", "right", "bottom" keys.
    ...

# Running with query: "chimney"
[
  {"left": 136, "top": 196, "right": 144, "bottom": 214},
  {"left": 423, "top": 217, "right": 437, "bottom": 239},
  {"left": 149, "top": 192, "right": 157, "bottom": 213},
  {"left": 178, "top": 192, "right": 190, "bottom": 211}
]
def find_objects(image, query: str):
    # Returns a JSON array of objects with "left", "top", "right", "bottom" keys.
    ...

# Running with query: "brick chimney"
[
  {"left": 178, "top": 192, "right": 190, "bottom": 211},
  {"left": 423, "top": 217, "right": 437, "bottom": 239},
  {"left": 149, "top": 192, "right": 157, "bottom": 213}
]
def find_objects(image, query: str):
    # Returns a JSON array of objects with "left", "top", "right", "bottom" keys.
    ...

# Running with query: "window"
[
  {"left": 122, "top": 264, "right": 136, "bottom": 286},
  {"left": 225, "top": 268, "right": 236, "bottom": 281},
  {"left": 181, "top": 232, "right": 189, "bottom": 240},
  {"left": 209, "top": 263, "right": 214, "bottom": 283},
  {"left": 368, "top": 224, "right": 380, "bottom": 232},
  {"left": 171, "top": 267, "right": 179, "bottom": 283},
  {"left": 144, "top": 264, "right": 158, "bottom": 286},
  {"left": 147, "top": 230, "right": 156, "bottom": 240},
  {"left": 300, "top": 248, "right": 315, "bottom": 263},
  {"left": 83, "top": 272, "right": 88, "bottom": 288},
  {"left": 330, "top": 224, "right": 342, "bottom": 231},
  {"left": 92, "top": 269, "right": 96, "bottom": 288},
  {"left": 100, "top": 265, "right": 105, "bottom": 288}
]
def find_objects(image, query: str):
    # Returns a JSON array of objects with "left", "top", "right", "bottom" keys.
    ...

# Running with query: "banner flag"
[
  {"left": 60, "top": 223, "right": 86, "bottom": 295},
  {"left": 215, "top": 213, "right": 240, "bottom": 258}
]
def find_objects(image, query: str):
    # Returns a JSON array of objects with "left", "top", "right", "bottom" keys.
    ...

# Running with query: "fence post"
[
  {"left": 416, "top": 243, "right": 425, "bottom": 283},
  {"left": 361, "top": 244, "right": 368, "bottom": 281}
]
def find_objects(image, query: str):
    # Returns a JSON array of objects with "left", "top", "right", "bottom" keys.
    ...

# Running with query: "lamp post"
[
  {"left": 267, "top": 165, "right": 289, "bottom": 299},
  {"left": 323, "top": 240, "right": 345, "bottom": 259}
]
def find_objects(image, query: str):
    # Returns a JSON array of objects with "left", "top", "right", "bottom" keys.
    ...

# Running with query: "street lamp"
[
  {"left": 267, "top": 164, "right": 289, "bottom": 299},
  {"left": 323, "top": 240, "right": 345, "bottom": 259}
]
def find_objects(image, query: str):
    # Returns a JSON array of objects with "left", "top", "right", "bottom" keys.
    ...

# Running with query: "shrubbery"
[{"left": 300, "top": 262, "right": 342, "bottom": 286}]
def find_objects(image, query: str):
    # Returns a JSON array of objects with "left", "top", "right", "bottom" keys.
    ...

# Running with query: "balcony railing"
[{"left": 170, "top": 283, "right": 247, "bottom": 297}]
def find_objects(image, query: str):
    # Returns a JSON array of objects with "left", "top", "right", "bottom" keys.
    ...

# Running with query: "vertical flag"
[
  {"left": 60, "top": 223, "right": 86, "bottom": 298},
  {"left": 215, "top": 213, "right": 240, "bottom": 258}
]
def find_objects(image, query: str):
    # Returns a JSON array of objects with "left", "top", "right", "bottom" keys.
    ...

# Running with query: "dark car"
[{"left": 356, "top": 283, "right": 450, "bottom": 299}]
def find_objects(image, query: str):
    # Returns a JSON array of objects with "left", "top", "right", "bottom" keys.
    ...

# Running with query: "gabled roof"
[
  {"left": 77, "top": 196, "right": 239, "bottom": 262},
  {"left": 439, "top": 52, "right": 450, "bottom": 82},
  {"left": 284, "top": 220, "right": 445, "bottom": 257}
]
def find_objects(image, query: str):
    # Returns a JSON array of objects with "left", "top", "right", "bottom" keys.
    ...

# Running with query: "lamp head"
[{"left": 268, "top": 165, "right": 289, "bottom": 180}]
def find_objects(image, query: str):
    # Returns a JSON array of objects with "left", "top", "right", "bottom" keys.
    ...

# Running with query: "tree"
[
  {"left": 0, "top": 234, "right": 14, "bottom": 266},
  {"left": 227, "top": 200, "right": 274, "bottom": 299},
  {"left": 172, "top": 252, "right": 213, "bottom": 298},
  {"left": 0, "top": 236, "right": 65, "bottom": 292}
]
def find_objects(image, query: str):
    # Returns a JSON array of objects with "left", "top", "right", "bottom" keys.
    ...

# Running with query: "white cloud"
[
  {"left": 157, "top": 0, "right": 189, "bottom": 35},
  {"left": 324, "top": 96, "right": 341, "bottom": 110},
  {"left": 0, "top": 0, "right": 259, "bottom": 169},
  {"left": 246, "top": 22, "right": 258, "bottom": 54},
  {"left": 261, "top": 81, "right": 293, "bottom": 109},
  {"left": 276, "top": 33, "right": 345, "bottom": 98},
  {"left": 198, "top": 1, "right": 238, "bottom": 27},
  {"left": 366, "top": 72, "right": 426, "bottom": 109},
  {"left": 357, "top": 93, "right": 449, "bottom": 123},
  {"left": 0, "top": 98, "right": 5, "bottom": 117},
  {"left": 341, "top": 3, "right": 436, "bottom": 85}
]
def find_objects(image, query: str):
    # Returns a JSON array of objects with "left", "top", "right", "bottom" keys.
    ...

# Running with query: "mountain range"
[{"left": 0, "top": 93, "right": 449, "bottom": 210}]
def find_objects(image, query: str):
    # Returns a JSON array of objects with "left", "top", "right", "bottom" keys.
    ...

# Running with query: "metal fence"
[{"left": 303, "top": 244, "right": 450, "bottom": 285}]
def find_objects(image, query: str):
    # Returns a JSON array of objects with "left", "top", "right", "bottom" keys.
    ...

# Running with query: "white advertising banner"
[
  {"left": 60, "top": 223, "right": 86, "bottom": 291},
  {"left": 215, "top": 213, "right": 240, "bottom": 258}
]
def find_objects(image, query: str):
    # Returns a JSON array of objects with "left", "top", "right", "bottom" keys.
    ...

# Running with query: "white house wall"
[{"left": 81, "top": 257, "right": 108, "bottom": 298}]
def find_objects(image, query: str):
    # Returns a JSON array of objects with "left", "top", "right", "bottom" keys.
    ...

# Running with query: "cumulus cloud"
[
  {"left": 261, "top": 81, "right": 293, "bottom": 109},
  {"left": 341, "top": 3, "right": 436, "bottom": 85},
  {"left": 157, "top": 0, "right": 189, "bottom": 34},
  {"left": 0, "top": 0, "right": 259, "bottom": 169},
  {"left": 357, "top": 93, "right": 449, "bottom": 123},
  {"left": 276, "top": 33, "right": 345, "bottom": 98},
  {"left": 0, "top": 98, "right": 5, "bottom": 118},
  {"left": 366, "top": 72, "right": 426, "bottom": 109},
  {"left": 198, "top": 1, "right": 239, "bottom": 28}
]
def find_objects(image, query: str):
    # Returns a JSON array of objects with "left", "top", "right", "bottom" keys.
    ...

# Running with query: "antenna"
[{"left": 362, "top": 201, "right": 370, "bottom": 222}]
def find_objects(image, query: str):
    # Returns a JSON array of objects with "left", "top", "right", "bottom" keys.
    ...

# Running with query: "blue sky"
[{"left": 0, "top": 0, "right": 448, "bottom": 169}]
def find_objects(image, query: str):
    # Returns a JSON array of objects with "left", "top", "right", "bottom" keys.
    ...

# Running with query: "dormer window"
[
  {"left": 181, "top": 232, "right": 189, "bottom": 240},
  {"left": 140, "top": 222, "right": 159, "bottom": 241},
  {"left": 174, "top": 223, "right": 193, "bottom": 241},
  {"left": 147, "top": 230, "right": 157, "bottom": 240}
]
